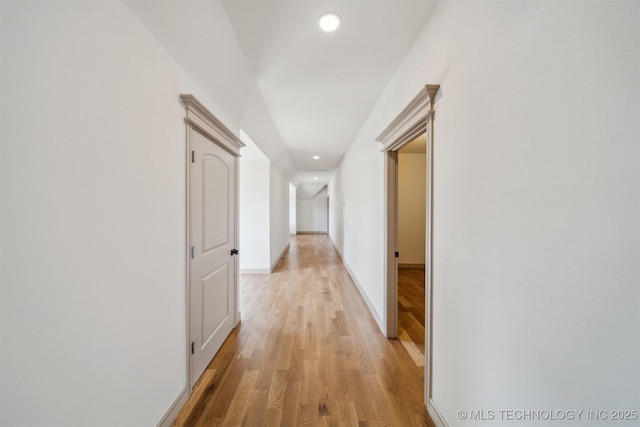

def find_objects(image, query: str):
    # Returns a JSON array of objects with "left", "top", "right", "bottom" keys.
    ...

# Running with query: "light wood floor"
[
  {"left": 174, "top": 234, "right": 433, "bottom": 427},
  {"left": 397, "top": 267, "right": 426, "bottom": 369}
]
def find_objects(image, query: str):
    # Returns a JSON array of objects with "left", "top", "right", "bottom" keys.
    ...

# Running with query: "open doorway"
[
  {"left": 397, "top": 135, "right": 427, "bottom": 366},
  {"left": 375, "top": 84, "right": 441, "bottom": 424}
]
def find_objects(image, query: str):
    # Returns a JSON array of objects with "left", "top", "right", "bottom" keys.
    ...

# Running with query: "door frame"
[
  {"left": 375, "top": 85, "right": 444, "bottom": 425},
  {"left": 180, "top": 94, "right": 245, "bottom": 391}
]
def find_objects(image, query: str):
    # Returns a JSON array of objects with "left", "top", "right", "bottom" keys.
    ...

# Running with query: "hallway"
[{"left": 174, "top": 234, "right": 434, "bottom": 426}]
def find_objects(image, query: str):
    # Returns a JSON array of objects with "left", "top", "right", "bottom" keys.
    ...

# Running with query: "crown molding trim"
[
  {"left": 180, "top": 94, "right": 245, "bottom": 156},
  {"left": 375, "top": 84, "right": 439, "bottom": 152}
]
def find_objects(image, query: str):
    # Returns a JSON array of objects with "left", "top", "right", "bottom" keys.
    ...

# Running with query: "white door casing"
[
  {"left": 181, "top": 95, "right": 244, "bottom": 390},
  {"left": 375, "top": 85, "right": 443, "bottom": 425}
]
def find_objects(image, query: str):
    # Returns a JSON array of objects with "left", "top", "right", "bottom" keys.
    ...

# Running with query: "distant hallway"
[{"left": 174, "top": 234, "right": 434, "bottom": 426}]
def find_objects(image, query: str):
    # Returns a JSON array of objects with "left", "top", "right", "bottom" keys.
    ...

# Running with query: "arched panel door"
[{"left": 189, "top": 128, "right": 236, "bottom": 387}]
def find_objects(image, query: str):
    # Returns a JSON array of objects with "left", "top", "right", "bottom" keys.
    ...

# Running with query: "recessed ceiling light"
[
  {"left": 314, "top": 177, "right": 319, "bottom": 180},
  {"left": 319, "top": 12, "right": 340, "bottom": 32},
  {"left": 313, "top": 155, "right": 320, "bottom": 160}
]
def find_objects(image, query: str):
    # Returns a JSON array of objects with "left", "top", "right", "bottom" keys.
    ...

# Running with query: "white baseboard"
[
  {"left": 329, "top": 237, "right": 384, "bottom": 333},
  {"left": 398, "top": 263, "right": 426, "bottom": 269},
  {"left": 156, "top": 385, "right": 189, "bottom": 427},
  {"left": 270, "top": 243, "right": 290, "bottom": 272},
  {"left": 427, "top": 398, "right": 449, "bottom": 427},
  {"left": 240, "top": 268, "right": 270, "bottom": 274},
  {"left": 240, "top": 243, "right": 290, "bottom": 275},
  {"left": 330, "top": 236, "right": 343, "bottom": 258}
]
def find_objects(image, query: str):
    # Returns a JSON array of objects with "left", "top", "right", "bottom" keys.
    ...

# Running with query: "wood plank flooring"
[
  {"left": 174, "top": 234, "right": 433, "bottom": 427},
  {"left": 397, "top": 268, "right": 426, "bottom": 368}
]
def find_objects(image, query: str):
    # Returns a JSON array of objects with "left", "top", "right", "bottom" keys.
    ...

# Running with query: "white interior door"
[{"left": 189, "top": 128, "right": 236, "bottom": 387}]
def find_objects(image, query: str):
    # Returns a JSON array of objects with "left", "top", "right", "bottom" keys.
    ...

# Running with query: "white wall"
[
  {"left": 398, "top": 153, "right": 426, "bottom": 265},
  {"left": 269, "top": 165, "right": 290, "bottom": 269},
  {"left": 122, "top": 0, "right": 299, "bottom": 187},
  {"left": 328, "top": 140, "right": 385, "bottom": 317},
  {"left": 289, "top": 183, "right": 297, "bottom": 235},
  {"left": 297, "top": 187, "right": 328, "bottom": 233},
  {"left": 297, "top": 200, "right": 312, "bottom": 232},
  {"left": 330, "top": 1, "right": 639, "bottom": 425},
  {"left": 239, "top": 161, "right": 270, "bottom": 273},
  {"left": 327, "top": 169, "right": 344, "bottom": 252},
  {"left": 0, "top": 1, "right": 241, "bottom": 425},
  {"left": 239, "top": 132, "right": 292, "bottom": 273}
]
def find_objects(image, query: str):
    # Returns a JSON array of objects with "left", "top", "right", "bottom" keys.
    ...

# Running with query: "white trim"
[
  {"left": 427, "top": 399, "right": 449, "bottom": 427},
  {"left": 156, "top": 386, "right": 188, "bottom": 427},
  {"left": 375, "top": 84, "right": 440, "bottom": 412},
  {"left": 344, "top": 258, "right": 384, "bottom": 333},
  {"left": 329, "top": 237, "right": 384, "bottom": 333},
  {"left": 240, "top": 268, "right": 271, "bottom": 275},
  {"left": 330, "top": 236, "right": 343, "bottom": 258},
  {"left": 239, "top": 242, "right": 291, "bottom": 275},
  {"left": 376, "top": 85, "right": 437, "bottom": 152},
  {"left": 384, "top": 151, "right": 398, "bottom": 338},
  {"left": 424, "top": 92, "right": 437, "bottom": 409},
  {"left": 398, "top": 263, "right": 426, "bottom": 269},
  {"left": 183, "top": 117, "right": 192, "bottom": 395},
  {"left": 234, "top": 155, "right": 241, "bottom": 327},
  {"left": 180, "top": 94, "right": 245, "bottom": 156},
  {"left": 270, "top": 243, "right": 290, "bottom": 272}
]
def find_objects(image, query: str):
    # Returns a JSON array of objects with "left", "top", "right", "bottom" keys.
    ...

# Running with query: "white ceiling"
[{"left": 124, "top": 0, "right": 436, "bottom": 193}]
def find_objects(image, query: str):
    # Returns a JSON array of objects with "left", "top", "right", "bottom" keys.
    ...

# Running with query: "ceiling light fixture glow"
[
  {"left": 313, "top": 155, "right": 320, "bottom": 160},
  {"left": 314, "top": 177, "right": 319, "bottom": 180},
  {"left": 319, "top": 12, "right": 340, "bottom": 32}
]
